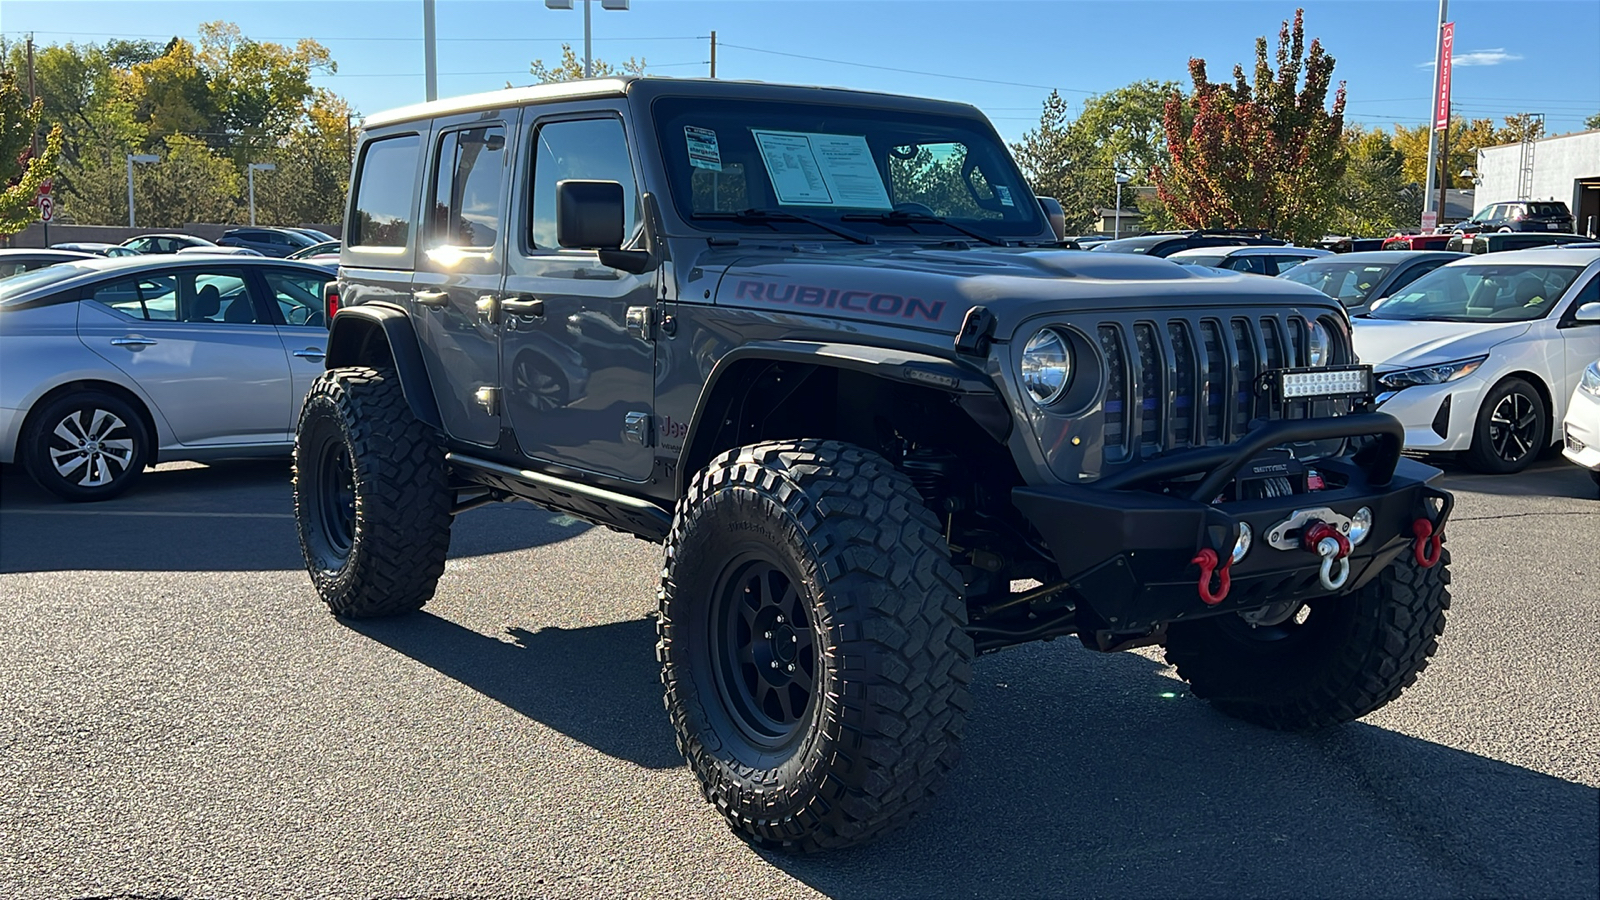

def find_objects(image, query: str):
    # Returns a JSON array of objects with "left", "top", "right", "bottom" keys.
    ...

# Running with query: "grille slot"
[
  {"left": 1133, "top": 323, "right": 1163, "bottom": 452},
  {"left": 1230, "top": 318, "right": 1257, "bottom": 435},
  {"left": 1167, "top": 320, "right": 1197, "bottom": 448},
  {"left": 1199, "top": 319, "right": 1225, "bottom": 443},
  {"left": 1098, "top": 325, "right": 1128, "bottom": 458}
]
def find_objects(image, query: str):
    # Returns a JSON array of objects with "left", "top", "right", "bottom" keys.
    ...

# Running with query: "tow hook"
[
  {"left": 1302, "top": 521, "right": 1351, "bottom": 591},
  {"left": 1411, "top": 518, "right": 1443, "bottom": 568},
  {"left": 1190, "top": 547, "right": 1232, "bottom": 605}
]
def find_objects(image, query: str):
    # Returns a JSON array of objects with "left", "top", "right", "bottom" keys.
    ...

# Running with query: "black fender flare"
[
  {"left": 676, "top": 340, "right": 1007, "bottom": 494},
  {"left": 325, "top": 303, "right": 444, "bottom": 431}
]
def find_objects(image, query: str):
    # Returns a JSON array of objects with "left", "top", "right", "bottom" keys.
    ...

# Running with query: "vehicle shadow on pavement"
[
  {"left": 1435, "top": 458, "right": 1598, "bottom": 501},
  {"left": 767, "top": 646, "right": 1600, "bottom": 899},
  {"left": 346, "top": 613, "right": 682, "bottom": 770},
  {"left": 0, "top": 462, "right": 591, "bottom": 573}
]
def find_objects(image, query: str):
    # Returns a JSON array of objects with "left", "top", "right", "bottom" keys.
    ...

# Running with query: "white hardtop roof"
[
  {"left": 1473, "top": 247, "right": 1600, "bottom": 264},
  {"left": 1167, "top": 245, "right": 1330, "bottom": 258}
]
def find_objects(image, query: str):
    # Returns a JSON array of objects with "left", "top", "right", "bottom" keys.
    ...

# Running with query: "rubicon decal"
[{"left": 732, "top": 280, "right": 946, "bottom": 322}]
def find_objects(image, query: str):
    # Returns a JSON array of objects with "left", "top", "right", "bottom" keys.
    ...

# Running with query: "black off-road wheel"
[
  {"left": 293, "top": 366, "right": 452, "bottom": 618},
  {"left": 1165, "top": 546, "right": 1450, "bottom": 731},
  {"left": 22, "top": 390, "right": 150, "bottom": 502},
  {"left": 659, "top": 440, "right": 973, "bottom": 852},
  {"left": 1466, "top": 377, "right": 1547, "bottom": 474}
]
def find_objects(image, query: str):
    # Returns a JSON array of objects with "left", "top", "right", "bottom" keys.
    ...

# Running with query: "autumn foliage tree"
[
  {"left": 0, "top": 71, "right": 62, "bottom": 235},
  {"left": 1154, "top": 9, "right": 1346, "bottom": 245}
]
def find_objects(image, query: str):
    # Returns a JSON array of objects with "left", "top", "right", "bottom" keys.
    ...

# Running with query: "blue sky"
[{"left": 4, "top": 0, "right": 1597, "bottom": 143}]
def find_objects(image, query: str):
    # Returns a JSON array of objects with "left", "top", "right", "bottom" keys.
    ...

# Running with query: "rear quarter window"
[{"left": 350, "top": 134, "right": 422, "bottom": 249}]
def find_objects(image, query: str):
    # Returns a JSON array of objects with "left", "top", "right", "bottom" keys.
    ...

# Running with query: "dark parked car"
[
  {"left": 217, "top": 227, "right": 321, "bottom": 258},
  {"left": 1088, "top": 229, "right": 1286, "bottom": 257},
  {"left": 1382, "top": 233, "right": 1454, "bottom": 251},
  {"left": 1278, "top": 250, "right": 1468, "bottom": 314},
  {"left": 1445, "top": 231, "right": 1595, "bottom": 254},
  {"left": 285, "top": 227, "right": 339, "bottom": 243},
  {"left": 0, "top": 248, "right": 95, "bottom": 279},
  {"left": 50, "top": 242, "right": 142, "bottom": 258},
  {"left": 1454, "top": 201, "right": 1574, "bottom": 234},
  {"left": 120, "top": 233, "right": 218, "bottom": 254},
  {"left": 286, "top": 240, "right": 341, "bottom": 260}
]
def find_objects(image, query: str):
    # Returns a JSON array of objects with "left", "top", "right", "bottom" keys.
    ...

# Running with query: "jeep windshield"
[
  {"left": 1368, "top": 263, "right": 1582, "bottom": 323},
  {"left": 652, "top": 96, "right": 1047, "bottom": 242}
]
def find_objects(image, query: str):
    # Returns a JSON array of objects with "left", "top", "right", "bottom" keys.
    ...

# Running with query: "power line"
[
  {"left": 716, "top": 42, "right": 1094, "bottom": 94},
  {"left": 320, "top": 60, "right": 709, "bottom": 78},
  {"left": 0, "top": 29, "right": 706, "bottom": 43}
]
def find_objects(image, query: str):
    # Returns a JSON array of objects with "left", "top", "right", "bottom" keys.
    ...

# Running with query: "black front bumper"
[{"left": 1012, "top": 413, "right": 1452, "bottom": 632}]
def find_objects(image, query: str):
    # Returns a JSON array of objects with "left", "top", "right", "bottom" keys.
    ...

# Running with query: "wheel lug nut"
[
  {"left": 786, "top": 663, "right": 795, "bottom": 672},
  {"left": 775, "top": 615, "right": 784, "bottom": 623},
  {"left": 769, "top": 661, "right": 779, "bottom": 669},
  {"left": 791, "top": 635, "right": 797, "bottom": 643},
  {"left": 762, "top": 631, "right": 772, "bottom": 639}
]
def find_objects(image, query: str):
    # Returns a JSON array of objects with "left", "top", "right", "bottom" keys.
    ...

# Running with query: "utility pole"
[
  {"left": 27, "top": 34, "right": 46, "bottom": 245},
  {"left": 1421, "top": 0, "right": 1448, "bottom": 231},
  {"left": 423, "top": 0, "right": 438, "bottom": 101},
  {"left": 1437, "top": 119, "right": 1450, "bottom": 225},
  {"left": 709, "top": 31, "right": 717, "bottom": 78}
]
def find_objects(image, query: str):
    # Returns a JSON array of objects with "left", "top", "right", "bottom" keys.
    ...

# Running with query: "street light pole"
[
  {"left": 545, "top": 0, "right": 629, "bottom": 78},
  {"left": 423, "top": 0, "right": 438, "bottom": 101},
  {"left": 126, "top": 153, "right": 159, "bottom": 228},
  {"left": 1113, "top": 169, "right": 1131, "bottom": 239},
  {"left": 247, "top": 163, "right": 276, "bottom": 226}
]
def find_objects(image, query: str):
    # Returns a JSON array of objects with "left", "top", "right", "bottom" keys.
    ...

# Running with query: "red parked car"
[{"left": 1382, "top": 233, "right": 1453, "bottom": 251}]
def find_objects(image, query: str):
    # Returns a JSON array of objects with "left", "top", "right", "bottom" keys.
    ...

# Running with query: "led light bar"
[{"left": 1277, "top": 366, "right": 1372, "bottom": 399}]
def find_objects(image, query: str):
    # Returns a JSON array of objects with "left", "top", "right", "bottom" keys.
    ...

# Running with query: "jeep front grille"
[{"left": 1098, "top": 312, "right": 1332, "bottom": 463}]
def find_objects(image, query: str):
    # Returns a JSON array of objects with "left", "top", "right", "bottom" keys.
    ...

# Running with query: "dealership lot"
[{"left": 1, "top": 459, "right": 1595, "bottom": 899}]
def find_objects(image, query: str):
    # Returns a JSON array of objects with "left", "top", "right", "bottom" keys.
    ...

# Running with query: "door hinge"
[
  {"left": 626, "top": 306, "right": 654, "bottom": 340},
  {"left": 623, "top": 411, "right": 654, "bottom": 446},
  {"left": 474, "top": 386, "right": 499, "bottom": 415}
]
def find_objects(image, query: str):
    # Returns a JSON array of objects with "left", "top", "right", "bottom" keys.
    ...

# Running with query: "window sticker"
[
  {"left": 751, "top": 129, "right": 893, "bottom": 209},
  {"left": 685, "top": 126, "right": 722, "bottom": 172},
  {"left": 996, "top": 185, "right": 1015, "bottom": 207}
]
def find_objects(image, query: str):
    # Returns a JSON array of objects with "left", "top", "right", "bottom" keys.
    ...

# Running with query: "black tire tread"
[
  {"left": 1466, "top": 377, "right": 1546, "bottom": 475},
  {"left": 658, "top": 439, "right": 973, "bottom": 852},
  {"left": 293, "top": 366, "right": 451, "bottom": 618},
  {"left": 1166, "top": 546, "right": 1451, "bottom": 731}
]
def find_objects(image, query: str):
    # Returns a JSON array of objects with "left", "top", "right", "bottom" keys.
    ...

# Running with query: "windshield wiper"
[
  {"left": 694, "top": 208, "right": 875, "bottom": 245},
  {"left": 841, "top": 210, "right": 1007, "bottom": 247}
]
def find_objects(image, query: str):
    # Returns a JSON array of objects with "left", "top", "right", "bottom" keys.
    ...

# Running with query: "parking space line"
[{"left": 1, "top": 509, "right": 293, "bottom": 519}]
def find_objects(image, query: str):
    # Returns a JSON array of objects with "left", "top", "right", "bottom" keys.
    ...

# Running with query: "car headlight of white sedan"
[
  {"left": 1376, "top": 355, "right": 1487, "bottom": 391},
  {"left": 1581, "top": 360, "right": 1600, "bottom": 398}
]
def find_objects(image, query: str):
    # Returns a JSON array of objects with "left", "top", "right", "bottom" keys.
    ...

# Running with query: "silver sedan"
[{"left": 0, "top": 256, "right": 336, "bottom": 501}]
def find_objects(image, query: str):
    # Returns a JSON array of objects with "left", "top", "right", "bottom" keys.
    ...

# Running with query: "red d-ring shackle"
[
  {"left": 1412, "top": 518, "right": 1443, "bottom": 568},
  {"left": 1301, "top": 521, "right": 1351, "bottom": 560},
  {"left": 1191, "top": 548, "right": 1232, "bottom": 605}
]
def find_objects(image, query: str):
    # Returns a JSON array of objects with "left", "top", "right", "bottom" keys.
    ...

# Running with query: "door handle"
[
  {"left": 293, "top": 348, "right": 326, "bottom": 360},
  {"left": 501, "top": 297, "right": 545, "bottom": 319},
  {"left": 111, "top": 337, "right": 158, "bottom": 348},
  {"left": 413, "top": 290, "right": 450, "bottom": 308}
]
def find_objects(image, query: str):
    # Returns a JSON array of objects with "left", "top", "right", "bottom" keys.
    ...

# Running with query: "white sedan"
[
  {"left": 1563, "top": 358, "right": 1600, "bottom": 496},
  {"left": 1353, "top": 248, "right": 1600, "bottom": 474}
]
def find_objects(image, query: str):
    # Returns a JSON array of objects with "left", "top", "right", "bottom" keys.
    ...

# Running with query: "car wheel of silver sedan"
[{"left": 22, "top": 390, "right": 150, "bottom": 502}]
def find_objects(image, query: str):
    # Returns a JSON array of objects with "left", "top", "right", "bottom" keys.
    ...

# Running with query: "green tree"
[
  {"left": 198, "top": 21, "right": 335, "bottom": 165},
  {"left": 0, "top": 71, "right": 64, "bottom": 235},
  {"left": 1154, "top": 8, "right": 1347, "bottom": 244},
  {"left": 1587, "top": 112, "right": 1600, "bottom": 130},
  {"left": 528, "top": 43, "right": 644, "bottom": 83},
  {"left": 131, "top": 133, "right": 242, "bottom": 226},
  {"left": 1330, "top": 125, "right": 1419, "bottom": 235}
]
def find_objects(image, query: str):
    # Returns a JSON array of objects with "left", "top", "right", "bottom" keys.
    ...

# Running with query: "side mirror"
[
  {"left": 1037, "top": 196, "right": 1067, "bottom": 241},
  {"left": 556, "top": 180, "right": 626, "bottom": 250},
  {"left": 1576, "top": 301, "right": 1600, "bottom": 323}
]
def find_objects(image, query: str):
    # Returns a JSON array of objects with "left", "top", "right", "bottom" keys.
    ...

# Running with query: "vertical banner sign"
[{"left": 1434, "top": 22, "right": 1455, "bottom": 130}]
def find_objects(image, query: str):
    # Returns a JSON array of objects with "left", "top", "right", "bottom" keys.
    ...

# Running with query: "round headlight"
[
  {"left": 1020, "top": 328, "right": 1072, "bottom": 405},
  {"left": 1348, "top": 506, "right": 1373, "bottom": 546},
  {"left": 1232, "top": 521, "right": 1253, "bottom": 564},
  {"left": 1307, "top": 320, "right": 1332, "bottom": 367}
]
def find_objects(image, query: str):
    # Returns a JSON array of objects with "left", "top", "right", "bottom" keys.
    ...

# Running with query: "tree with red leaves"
[{"left": 1154, "top": 9, "right": 1346, "bottom": 245}]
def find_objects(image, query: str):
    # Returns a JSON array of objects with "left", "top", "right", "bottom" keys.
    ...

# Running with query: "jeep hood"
[
  {"left": 1351, "top": 318, "right": 1531, "bottom": 370},
  {"left": 708, "top": 244, "right": 1339, "bottom": 340}
]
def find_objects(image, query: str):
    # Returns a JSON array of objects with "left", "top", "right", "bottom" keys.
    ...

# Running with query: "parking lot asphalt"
[{"left": 1, "top": 457, "right": 1596, "bottom": 899}]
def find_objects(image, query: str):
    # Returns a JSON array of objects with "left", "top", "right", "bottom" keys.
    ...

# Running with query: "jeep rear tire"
[
  {"left": 294, "top": 366, "right": 452, "bottom": 618},
  {"left": 1165, "top": 546, "right": 1450, "bottom": 731},
  {"left": 659, "top": 440, "right": 973, "bottom": 852}
]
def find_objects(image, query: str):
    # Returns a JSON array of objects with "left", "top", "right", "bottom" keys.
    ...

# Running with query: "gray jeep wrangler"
[{"left": 295, "top": 77, "right": 1453, "bottom": 851}]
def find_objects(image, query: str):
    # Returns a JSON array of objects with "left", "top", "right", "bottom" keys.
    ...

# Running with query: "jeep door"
[
  {"left": 410, "top": 112, "right": 516, "bottom": 447},
  {"left": 500, "top": 109, "right": 656, "bottom": 481}
]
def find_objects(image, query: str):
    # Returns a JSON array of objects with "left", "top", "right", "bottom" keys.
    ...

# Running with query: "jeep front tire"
[
  {"left": 294, "top": 366, "right": 452, "bottom": 618},
  {"left": 1165, "top": 545, "right": 1450, "bottom": 730},
  {"left": 658, "top": 440, "right": 973, "bottom": 851}
]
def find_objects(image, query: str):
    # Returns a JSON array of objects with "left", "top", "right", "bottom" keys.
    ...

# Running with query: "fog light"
[
  {"left": 1349, "top": 507, "right": 1373, "bottom": 546},
  {"left": 1232, "top": 521, "right": 1253, "bottom": 564}
]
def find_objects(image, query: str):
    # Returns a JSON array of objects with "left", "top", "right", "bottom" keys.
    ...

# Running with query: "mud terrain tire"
[
  {"left": 294, "top": 366, "right": 451, "bottom": 618},
  {"left": 1165, "top": 546, "right": 1451, "bottom": 731},
  {"left": 659, "top": 440, "right": 973, "bottom": 852}
]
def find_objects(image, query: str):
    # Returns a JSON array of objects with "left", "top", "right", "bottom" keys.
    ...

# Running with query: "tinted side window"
[
  {"left": 529, "top": 118, "right": 639, "bottom": 250},
  {"left": 264, "top": 269, "right": 331, "bottom": 327},
  {"left": 1225, "top": 255, "right": 1267, "bottom": 275},
  {"left": 430, "top": 125, "right": 507, "bottom": 249},
  {"left": 91, "top": 276, "right": 178, "bottom": 320},
  {"left": 351, "top": 134, "right": 421, "bottom": 248}
]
